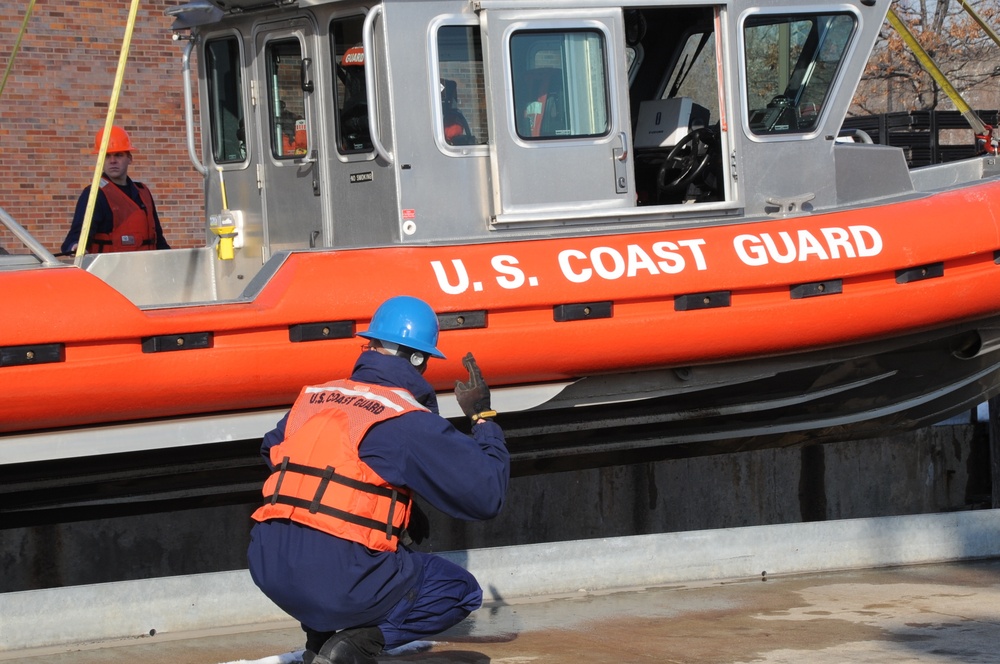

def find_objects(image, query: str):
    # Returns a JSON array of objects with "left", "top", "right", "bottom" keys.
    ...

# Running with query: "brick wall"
[{"left": 0, "top": 0, "right": 205, "bottom": 254}]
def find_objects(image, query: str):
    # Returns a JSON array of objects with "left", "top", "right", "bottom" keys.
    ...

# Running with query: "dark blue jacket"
[{"left": 247, "top": 350, "right": 509, "bottom": 631}]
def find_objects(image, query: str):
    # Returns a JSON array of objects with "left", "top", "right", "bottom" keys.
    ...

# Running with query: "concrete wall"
[
  {"left": 428, "top": 424, "right": 989, "bottom": 551},
  {"left": 6, "top": 510, "right": 1000, "bottom": 652},
  {"left": 0, "top": 424, "right": 989, "bottom": 593}
]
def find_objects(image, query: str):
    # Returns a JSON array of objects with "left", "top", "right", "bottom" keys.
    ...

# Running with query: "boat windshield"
[{"left": 744, "top": 12, "right": 856, "bottom": 135}]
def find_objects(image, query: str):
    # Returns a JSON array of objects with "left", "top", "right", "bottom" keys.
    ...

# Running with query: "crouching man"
[{"left": 248, "top": 295, "right": 509, "bottom": 664}]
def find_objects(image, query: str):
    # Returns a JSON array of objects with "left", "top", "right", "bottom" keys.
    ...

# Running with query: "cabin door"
[
  {"left": 254, "top": 21, "right": 324, "bottom": 255},
  {"left": 480, "top": 9, "right": 632, "bottom": 221}
]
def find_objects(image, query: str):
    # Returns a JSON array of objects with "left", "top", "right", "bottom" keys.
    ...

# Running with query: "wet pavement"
[{"left": 3, "top": 558, "right": 998, "bottom": 664}]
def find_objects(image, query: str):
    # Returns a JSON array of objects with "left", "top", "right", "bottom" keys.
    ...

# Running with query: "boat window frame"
[
  {"left": 506, "top": 26, "right": 613, "bottom": 143},
  {"left": 481, "top": 6, "right": 744, "bottom": 226},
  {"left": 429, "top": 15, "right": 490, "bottom": 157},
  {"left": 203, "top": 30, "right": 249, "bottom": 168},
  {"left": 656, "top": 25, "right": 722, "bottom": 128},
  {"left": 262, "top": 35, "right": 313, "bottom": 160},
  {"left": 329, "top": 12, "right": 375, "bottom": 159},
  {"left": 737, "top": 5, "right": 861, "bottom": 143}
]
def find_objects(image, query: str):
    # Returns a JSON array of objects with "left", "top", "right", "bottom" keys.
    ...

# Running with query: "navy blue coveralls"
[
  {"left": 247, "top": 350, "right": 509, "bottom": 650},
  {"left": 61, "top": 177, "right": 170, "bottom": 254}
]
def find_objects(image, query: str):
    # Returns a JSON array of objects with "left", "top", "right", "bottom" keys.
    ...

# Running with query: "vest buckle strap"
[
  {"left": 310, "top": 466, "right": 336, "bottom": 513},
  {"left": 271, "top": 456, "right": 292, "bottom": 505},
  {"left": 384, "top": 489, "right": 399, "bottom": 540},
  {"left": 269, "top": 494, "right": 404, "bottom": 541}
]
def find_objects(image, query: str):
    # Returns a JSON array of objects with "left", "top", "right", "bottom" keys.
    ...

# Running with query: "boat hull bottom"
[
  {"left": 506, "top": 318, "right": 1000, "bottom": 472},
  {"left": 3, "top": 317, "right": 1000, "bottom": 529}
]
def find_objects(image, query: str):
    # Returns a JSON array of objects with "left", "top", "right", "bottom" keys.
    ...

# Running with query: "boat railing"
[
  {"left": 0, "top": 206, "right": 62, "bottom": 268},
  {"left": 842, "top": 110, "right": 1000, "bottom": 168}
]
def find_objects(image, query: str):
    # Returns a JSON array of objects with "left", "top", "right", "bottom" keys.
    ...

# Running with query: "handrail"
[
  {"left": 0, "top": 207, "right": 62, "bottom": 267},
  {"left": 362, "top": 5, "right": 393, "bottom": 164},
  {"left": 180, "top": 37, "right": 207, "bottom": 175},
  {"left": 75, "top": 0, "right": 143, "bottom": 264}
]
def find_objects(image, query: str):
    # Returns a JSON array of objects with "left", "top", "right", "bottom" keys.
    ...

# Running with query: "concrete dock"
[
  {"left": 3, "top": 511, "right": 999, "bottom": 663},
  {"left": 3, "top": 559, "right": 999, "bottom": 663}
]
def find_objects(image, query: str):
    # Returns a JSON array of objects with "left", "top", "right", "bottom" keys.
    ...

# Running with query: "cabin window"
[
  {"left": 330, "top": 16, "right": 372, "bottom": 154},
  {"left": 205, "top": 36, "right": 246, "bottom": 163},
  {"left": 265, "top": 40, "right": 309, "bottom": 158},
  {"left": 437, "top": 25, "right": 487, "bottom": 146},
  {"left": 744, "top": 13, "right": 855, "bottom": 135},
  {"left": 510, "top": 30, "right": 610, "bottom": 140}
]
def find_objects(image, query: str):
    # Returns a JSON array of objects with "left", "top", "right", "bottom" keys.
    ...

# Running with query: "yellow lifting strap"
[
  {"left": 956, "top": 0, "right": 1000, "bottom": 50},
  {"left": 0, "top": 0, "right": 39, "bottom": 100},
  {"left": 886, "top": 7, "right": 991, "bottom": 141},
  {"left": 75, "top": 0, "right": 143, "bottom": 264}
]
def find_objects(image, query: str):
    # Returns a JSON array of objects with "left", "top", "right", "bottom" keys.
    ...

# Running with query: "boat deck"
[{"left": 4, "top": 558, "right": 999, "bottom": 664}]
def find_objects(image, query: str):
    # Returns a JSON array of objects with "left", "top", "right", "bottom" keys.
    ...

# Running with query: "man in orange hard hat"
[{"left": 61, "top": 126, "right": 170, "bottom": 255}]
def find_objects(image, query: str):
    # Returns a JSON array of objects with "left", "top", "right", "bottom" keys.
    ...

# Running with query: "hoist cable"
[
  {"left": 886, "top": 7, "right": 987, "bottom": 136},
  {"left": 956, "top": 0, "right": 1000, "bottom": 50},
  {"left": 0, "top": 0, "right": 39, "bottom": 99},
  {"left": 76, "top": 0, "right": 143, "bottom": 263}
]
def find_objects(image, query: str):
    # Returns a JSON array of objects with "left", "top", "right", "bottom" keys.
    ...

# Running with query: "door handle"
[
  {"left": 616, "top": 131, "right": 629, "bottom": 162},
  {"left": 300, "top": 57, "right": 314, "bottom": 93},
  {"left": 613, "top": 132, "right": 629, "bottom": 194},
  {"left": 295, "top": 149, "right": 318, "bottom": 165}
]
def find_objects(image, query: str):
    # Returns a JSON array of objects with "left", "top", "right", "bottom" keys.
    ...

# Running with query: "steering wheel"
[{"left": 656, "top": 127, "right": 714, "bottom": 192}]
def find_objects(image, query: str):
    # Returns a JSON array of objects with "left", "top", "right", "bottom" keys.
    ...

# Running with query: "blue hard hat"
[{"left": 358, "top": 296, "right": 446, "bottom": 359}]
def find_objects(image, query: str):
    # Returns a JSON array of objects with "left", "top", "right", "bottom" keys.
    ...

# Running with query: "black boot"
[
  {"left": 314, "top": 627, "right": 385, "bottom": 664},
  {"left": 303, "top": 626, "right": 336, "bottom": 664}
]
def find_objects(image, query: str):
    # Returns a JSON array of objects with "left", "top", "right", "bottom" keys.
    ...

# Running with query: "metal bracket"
[{"left": 765, "top": 193, "right": 815, "bottom": 217}]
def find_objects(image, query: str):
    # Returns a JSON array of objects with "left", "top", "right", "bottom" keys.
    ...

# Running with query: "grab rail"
[
  {"left": 180, "top": 37, "right": 207, "bottom": 175},
  {"left": 362, "top": 5, "right": 393, "bottom": 164},
  {"left": 0, "top": 207, "right": 62, "bottom": 267}
]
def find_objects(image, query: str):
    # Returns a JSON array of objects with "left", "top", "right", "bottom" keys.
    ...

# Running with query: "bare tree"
[{"left": 852, "top": 0, "right": 1000, "bottom": 115}]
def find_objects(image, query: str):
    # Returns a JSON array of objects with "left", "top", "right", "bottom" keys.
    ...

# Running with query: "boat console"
[{"left": 632, "top": 97, "right": 719, "bottom": 204}]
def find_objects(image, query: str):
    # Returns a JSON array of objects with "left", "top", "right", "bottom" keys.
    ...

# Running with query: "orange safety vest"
[
  {"left": 252, "top": 379, "right": 429, "bottom": 551},
  {"left": 88, "top": 178, "right": 157, "bottom": 253}
]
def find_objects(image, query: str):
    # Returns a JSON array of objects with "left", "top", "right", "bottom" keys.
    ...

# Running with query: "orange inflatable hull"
[{"left": 3, "top": 179, "right": 1000, "bottom": 434}]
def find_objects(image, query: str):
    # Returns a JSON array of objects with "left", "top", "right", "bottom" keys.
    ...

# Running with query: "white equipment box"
[{"left": 634, "top": 97, "right": 709, "bottom": 149}]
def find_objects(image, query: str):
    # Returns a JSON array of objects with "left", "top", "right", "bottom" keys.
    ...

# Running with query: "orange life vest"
[
  {"left": 252, "top": 379, "right": 428, "bottom": 551},
  {"left": 281, "top": 120, "right": 308, "bottom": 156},
  {"left": 88, "top": 178, "right": 157, "bottom": 253}
]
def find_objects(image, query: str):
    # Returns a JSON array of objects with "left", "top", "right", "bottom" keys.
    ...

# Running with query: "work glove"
[{"left": 454, "top": 352, "right": 495, "bottom": 422}]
